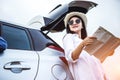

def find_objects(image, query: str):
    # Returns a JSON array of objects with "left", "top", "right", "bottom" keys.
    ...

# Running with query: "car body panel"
[
  {"left": 0, "top": 49, "right": 39, "bottom": 80},
  {"left": 36, "top": 48, "right": 73, "bottom": 80},
  {"left": 0, "top": 20, "right": 73, "bottom": 80}
]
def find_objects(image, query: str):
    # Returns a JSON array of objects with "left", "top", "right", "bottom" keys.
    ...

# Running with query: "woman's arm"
[
  {"left": 72, "top": 42, "right": 84, "bottom": 60},
  {"left": 72, "top": 36, "right": 97, "bottom": 60}
]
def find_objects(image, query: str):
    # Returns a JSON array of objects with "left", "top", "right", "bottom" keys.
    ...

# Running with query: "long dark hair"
[{"left": 66, "top": 16, "right": 87, "bottom": 39}]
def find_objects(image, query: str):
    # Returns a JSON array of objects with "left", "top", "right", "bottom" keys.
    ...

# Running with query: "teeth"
[{"left": 73, "top": 26, "right": 77, "bottom": 28}]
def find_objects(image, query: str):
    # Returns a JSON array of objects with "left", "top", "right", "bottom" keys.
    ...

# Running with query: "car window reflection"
[{"left": 1, "top": 25, "right": 31, "bottom": 50}]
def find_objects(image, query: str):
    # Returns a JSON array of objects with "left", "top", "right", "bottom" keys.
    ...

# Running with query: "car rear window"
[{"left": 28, "top": 29, "right": 55, "bottom": 51}]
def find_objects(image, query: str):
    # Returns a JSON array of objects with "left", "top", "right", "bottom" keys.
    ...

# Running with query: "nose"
[{"left": 73, "top": 21, "right": 77, "bottom": 25}]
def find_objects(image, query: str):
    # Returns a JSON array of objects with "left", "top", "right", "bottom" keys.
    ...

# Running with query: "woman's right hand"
[{"left": 82, "top": 36, "right": 97, "bottom": 46}]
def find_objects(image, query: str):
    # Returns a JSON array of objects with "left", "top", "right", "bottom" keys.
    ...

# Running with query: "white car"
[
  {"left": 0, "top": 20, "right": 73, "bottom": 80},
  {"left": 0, "top": 1, "right": 98, "bottom": 80}
]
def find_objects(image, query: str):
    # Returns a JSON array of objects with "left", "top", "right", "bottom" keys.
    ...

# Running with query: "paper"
[{"left": 84, "top": 27, "right": 120, "bottom": 62}]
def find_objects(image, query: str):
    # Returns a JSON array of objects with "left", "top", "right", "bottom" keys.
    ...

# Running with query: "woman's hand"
[{"left": 82, "top": 36, "right": 97, "bottom": 46}]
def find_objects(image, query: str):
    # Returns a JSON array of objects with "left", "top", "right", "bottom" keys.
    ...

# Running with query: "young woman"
[{"left": 62, "top": 12, "right": 108, "bottom": 80}]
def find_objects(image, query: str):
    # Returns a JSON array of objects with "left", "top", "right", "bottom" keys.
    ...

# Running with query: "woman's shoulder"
[
  {"left": 65, "top": 33, "right": 73, "bottom": 37},
  {"left": 63, "top": 33, "right": 74, "bottom": 39}
]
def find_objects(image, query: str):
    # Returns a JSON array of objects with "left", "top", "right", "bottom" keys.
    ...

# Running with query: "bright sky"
[{"left": 0, "top": 0, "right": 120, "bottom": 80}]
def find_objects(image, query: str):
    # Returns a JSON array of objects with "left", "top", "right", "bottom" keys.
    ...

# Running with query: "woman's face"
[{"left": 68, "top": 17, "right": 83, "bottom": 33}]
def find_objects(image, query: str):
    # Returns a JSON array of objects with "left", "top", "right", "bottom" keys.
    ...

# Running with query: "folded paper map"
[{"left": 84, "top": 27, "right": 120, "bottom": 62}]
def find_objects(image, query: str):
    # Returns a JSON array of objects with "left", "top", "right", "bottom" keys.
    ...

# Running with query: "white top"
[{"left": 63, "top": 34, "right": 108, "bottom": 80}]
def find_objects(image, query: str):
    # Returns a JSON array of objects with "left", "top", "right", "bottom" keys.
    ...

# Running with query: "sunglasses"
[{"left": 68, "top": 19, "right": 81, "bottom": 25}]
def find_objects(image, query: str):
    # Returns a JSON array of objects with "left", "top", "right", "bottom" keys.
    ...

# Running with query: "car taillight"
[
  {"left": 59, "top": 57, "right": 68, "bottom": 66},
  {"left": 48, "top": 45, "right": 64, "bottom": 53},
  {"left": 48, "top": 45, "right": 68, "bottom": 65}
]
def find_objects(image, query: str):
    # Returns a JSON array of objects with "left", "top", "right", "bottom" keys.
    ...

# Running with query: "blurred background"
[{"left": 0, "top": 0, "right": 120, "bottom": 80}]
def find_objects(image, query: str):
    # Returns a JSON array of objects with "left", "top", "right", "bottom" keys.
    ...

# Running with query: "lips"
[{"left": 72, "top": 25, "right": 78, "bottom": 28}]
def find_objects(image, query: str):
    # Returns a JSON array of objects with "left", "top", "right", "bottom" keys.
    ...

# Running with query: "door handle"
[{"left": 4, "top": 61, "right": 31, "bottom": 73}]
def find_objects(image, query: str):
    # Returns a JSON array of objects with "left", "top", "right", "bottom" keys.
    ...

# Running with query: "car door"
[{"left": 0, "top": 22, "right": 39, "bottom": 80}]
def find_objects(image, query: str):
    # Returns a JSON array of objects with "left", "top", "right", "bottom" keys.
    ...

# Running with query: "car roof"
[{"left": 0, "top": 19, "right": 31, "bottom": 29}]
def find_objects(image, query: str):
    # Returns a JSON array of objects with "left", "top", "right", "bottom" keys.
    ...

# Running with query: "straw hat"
[{"left": 64, "top": 12, "right": 87, "bottom": 27}]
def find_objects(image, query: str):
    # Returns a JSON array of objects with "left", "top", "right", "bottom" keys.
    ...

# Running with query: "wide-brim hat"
[{"left": 64, "top": 12, "right": 87, "bottom": 28}]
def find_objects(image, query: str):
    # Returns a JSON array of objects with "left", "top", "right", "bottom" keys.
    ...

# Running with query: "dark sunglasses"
[{"left": 68, "top": 19, "right": 81, "bottom": 25}]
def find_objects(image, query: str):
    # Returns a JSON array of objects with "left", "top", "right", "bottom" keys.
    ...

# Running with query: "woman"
[{"left": 62, "top": 12, "right": 108, "bottom": 80}]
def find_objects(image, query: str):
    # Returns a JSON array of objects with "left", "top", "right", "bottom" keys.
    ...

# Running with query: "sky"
[{"left": 0, "top": 0, "right": 120, "bottom": 80}]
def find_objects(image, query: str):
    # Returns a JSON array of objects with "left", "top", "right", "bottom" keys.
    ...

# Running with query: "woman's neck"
[{"left": 76, "top": 31, "right": 81, "bottom": 38}]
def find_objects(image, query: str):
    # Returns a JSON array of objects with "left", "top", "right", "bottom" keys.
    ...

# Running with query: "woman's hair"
[{"left": 66, "top": 16, "right": 87, "bottom": 39}]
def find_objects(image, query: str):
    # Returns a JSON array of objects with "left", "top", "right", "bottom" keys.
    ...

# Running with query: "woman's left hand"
[{"left": 82, "top": 36, "right": 97, "bottom": 46}]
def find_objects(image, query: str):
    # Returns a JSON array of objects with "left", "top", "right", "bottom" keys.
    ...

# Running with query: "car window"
[
  {"left": 28, "top": 29, "right": 55, "bottom": 51},
  {"left": 1, "top": 24, "right": 31, "bottom": 50}
]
